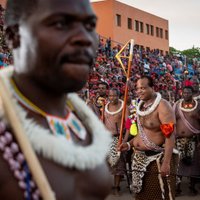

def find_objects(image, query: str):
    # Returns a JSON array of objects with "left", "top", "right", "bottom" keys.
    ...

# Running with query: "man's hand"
[
  {"left": 160, "top": 162, "right": 170, "bottom": 177},
  {"left": 118, "top": 142, "right": 129, "bottom": 152}
]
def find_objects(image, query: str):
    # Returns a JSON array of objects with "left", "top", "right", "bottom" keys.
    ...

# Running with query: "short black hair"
[
  {"left": 183, "top": 86, "right": 194, "bottom": 93},
  {"left": 139, "top": 75, "right": 154, "bottom": 87},
  {"left": 5, "top": 0, "right": 38, "bottom": 26},
  {"left": 98, "top": 81, "right": 109, "bottom": 89},
  {"left": 109, "top": 88, "right": 120, "bottom": 96}
]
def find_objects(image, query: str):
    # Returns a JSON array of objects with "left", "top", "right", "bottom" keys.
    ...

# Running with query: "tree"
[{"left": 181, "top": 47, "right": 200, "bottom": 59}]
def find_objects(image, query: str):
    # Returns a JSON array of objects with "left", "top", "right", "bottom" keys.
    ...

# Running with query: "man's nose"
[{"left": 70, "top": 24, "right": 94, "bottom": 47}]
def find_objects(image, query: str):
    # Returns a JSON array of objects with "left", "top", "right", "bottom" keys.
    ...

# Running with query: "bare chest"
[
  {"left": 0, "top": 154, "right": 112, "bottom": 200},
  {"left": 138, "top": 112, "right": 160, "bottom": 130}
]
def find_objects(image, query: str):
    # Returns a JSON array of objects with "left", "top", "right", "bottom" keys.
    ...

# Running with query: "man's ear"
[{"left": 4, "top": 25, "right": 20, "bottom": 49}]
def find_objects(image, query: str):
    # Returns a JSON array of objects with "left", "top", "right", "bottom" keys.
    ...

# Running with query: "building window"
[
  {"left": 156, "top": 27, "right": 159, "bottom": 37},
  {"left": 116, "top": 14, "right": 121, "bottom": 27},
  {"left": 135, "top": 20, "right": 139, "bottom": 32},
  {"left": 165, "top": 30, "right": 168, "bottom": 40},
  {"left": 160, "top": 28, "right": 163, "bottom": 38},
  {"left": 150, "top": 25, "right": 154, "bottom": 36},
  {"left": 146, "top": 24, "right": 150, "bottom": 35},
  {"left": 127, "top": 18, "right": 132, "bottom": 29},
  {"left": 140, "top": 22, "right": 143, "bottom": 33}
]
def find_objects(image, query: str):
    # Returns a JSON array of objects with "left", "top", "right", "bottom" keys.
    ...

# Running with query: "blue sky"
[{"left": 91, "top": 0, "right": 200, "bottom": 50}]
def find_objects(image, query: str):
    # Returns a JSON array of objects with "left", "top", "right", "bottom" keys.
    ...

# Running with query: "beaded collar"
[
  {"left": 179, "top": 99, "right": 198, "bottom": 112},
  {"left": 105, "top": 99, "right": 124, "bottom": 115},
  {"left": 136, "top": 93, "right": 162, "bottom": 117},
  {"left": 0, "top": 67, "right": 112, "bottom": 170},
  {"left": 10, "top": 78, "right": 87, "bottom": 143}
]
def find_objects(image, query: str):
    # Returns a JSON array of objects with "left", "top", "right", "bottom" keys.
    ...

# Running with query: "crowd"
[
  {"left": 0, "top": 3, "right": 199, "bottom": 101},
  {"left": 0, "top": 5, "right": 13, "bottom": 69},
  {"left": 82, "top": 36, "right": 200, "bottom": 105}
]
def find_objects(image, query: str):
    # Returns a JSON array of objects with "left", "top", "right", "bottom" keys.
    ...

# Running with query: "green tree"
[{"left": 181, "top": 47, "right": 200, "bottom": 59}]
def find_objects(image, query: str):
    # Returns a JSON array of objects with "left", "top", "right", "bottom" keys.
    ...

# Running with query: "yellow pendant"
[{"left": 130, "top": 122, "right": 138, "bottom": 136}]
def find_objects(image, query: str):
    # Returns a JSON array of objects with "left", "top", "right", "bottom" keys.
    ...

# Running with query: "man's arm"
[{"left": 158, "top": 100, "right": 176, "bottom": 176}]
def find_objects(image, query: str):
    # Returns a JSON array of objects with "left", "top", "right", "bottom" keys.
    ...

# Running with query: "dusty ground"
[{"left": 106, "top": 177, "right": 200, "bottom": 200}]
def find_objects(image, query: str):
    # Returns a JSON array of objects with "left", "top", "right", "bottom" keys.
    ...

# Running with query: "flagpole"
[{"left": 116, "top": 39, "right": 134, "bottom": 145}]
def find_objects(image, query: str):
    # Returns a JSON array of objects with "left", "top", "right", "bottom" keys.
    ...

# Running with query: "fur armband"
[{"left": 160, "top": 122, "right": 174, "bottom": 138}]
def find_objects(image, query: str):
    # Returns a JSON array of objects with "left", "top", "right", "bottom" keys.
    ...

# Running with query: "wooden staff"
[
  {"left": 0, "top": 76, "right": 55, "bottom": 200},
  {"left": 115, "top": 39, "right": 134, "bottom": 145}
]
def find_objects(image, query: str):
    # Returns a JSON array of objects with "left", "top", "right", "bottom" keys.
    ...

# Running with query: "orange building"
[{"left": 92, "top": 0, "right": 169, "bottom": 54}]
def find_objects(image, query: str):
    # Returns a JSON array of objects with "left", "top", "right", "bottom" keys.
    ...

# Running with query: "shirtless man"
[
  {"left": 104, "top": 88, "right": 127, "bottom": 195},
  {"left": 174, "top": 86, "right": 200, "bottom": 195},
  {"left": 0, "top": 0, "right": 112, "bottom": 199},
  {"left": 119, "top": 76, "right": 178, "bottom": 200}
]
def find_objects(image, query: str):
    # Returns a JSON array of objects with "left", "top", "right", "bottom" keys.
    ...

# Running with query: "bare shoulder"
[
  {"left": 159, "top": 99, "right": 173, "bottom": 111},
  {"left": 158, "top": 99, "right": 175, "bottom": 123}
]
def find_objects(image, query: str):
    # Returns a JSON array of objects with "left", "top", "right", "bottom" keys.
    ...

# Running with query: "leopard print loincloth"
[
  {"left": 107, "top": 136, "right": 121, "bottom": 167},
  {"left": 131, "top": 151, "right": 163, "bottom": 193},
  {"left": 175, "top": 137, "right": 196, "bottom": 160}
]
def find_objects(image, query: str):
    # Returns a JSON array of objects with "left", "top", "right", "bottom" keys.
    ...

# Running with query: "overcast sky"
[{"left": 91, "top": 0, "right": 200, "bottom": 51}]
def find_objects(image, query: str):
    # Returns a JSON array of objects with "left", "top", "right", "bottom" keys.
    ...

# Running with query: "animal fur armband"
[{"left": 160, "top": 122, "right": 174, "bottom": 138}]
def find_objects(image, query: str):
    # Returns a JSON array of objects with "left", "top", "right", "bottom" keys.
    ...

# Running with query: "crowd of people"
[
  {"left": 0, "top": 3, "right": 199, "bottom": 103},
  {"left": 81, "top": 36, "right": 200, "bottom": 106},
  {"left": 0, "top": 5, "right": 12, "bottom": 69},
  {"left": 0, "top": 1, "right": 200, "bottom": 200}
]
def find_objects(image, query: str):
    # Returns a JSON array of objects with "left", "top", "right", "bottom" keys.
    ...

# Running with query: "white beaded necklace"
[
  {"left": 136, "top": 93, "right": 162, "bottom": 116},
  {"left": 179, "top": 99, "right": 198, "bottom": 112},
  {"left": 105, "top": 99, "right": 124, "bottom": 115},
  {"left": 0, "top": 67, "right": 112, "bottom": 170}
]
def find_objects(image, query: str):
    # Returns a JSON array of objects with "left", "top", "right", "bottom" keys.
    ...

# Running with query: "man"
[
  {"left": 119, "top": 76, "right": 178, "bottom": 200},
  {"left": 88, "top": 81, "right": 108, "bottom": 120},
  {"left": 104, "top": 88, "right": 127, "bottom": 196},
  {"left": 0, "top": 0, "right": 112, "bottom": 199},
  {"left": 174, "top": 86, "right": 200, "bottom": 195}
]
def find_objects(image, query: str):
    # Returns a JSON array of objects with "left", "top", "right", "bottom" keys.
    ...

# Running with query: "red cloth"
[
  {"left": 160, "top": 123, "right": 174, "bottom": 138},
  {"left": 125, "top": 118, "right": 132, "bottom": 130},
  {"left": 184, "top": 79, "right": 193, "bottom": 86}
]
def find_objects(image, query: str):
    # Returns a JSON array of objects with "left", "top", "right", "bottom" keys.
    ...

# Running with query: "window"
[
  {"left": 135, "top": 20, "right": 139, "bottom": 31},
  {"left": 150, "top": 25, "right": 154, "bottom": 36},
  {"left": 146, "top": 24, "right": 150, "bottom": 35},
  {"left": 160, "top": 28, "right": 163, "bottom": 38},
  {"left": 127, "top": 18, "right": 132, "bottom": 29},
  {"left": 165, "top": 30, "right": 168, "bottom": 40},
  {"left": 116, "top": 14, "right": 121, "bottom": 27},
  {"left": 140, "top": 22, "right": 143, "bottom": 33},
  {"left": 156, "top": 27, "right": 159, "bottom": 37}
]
